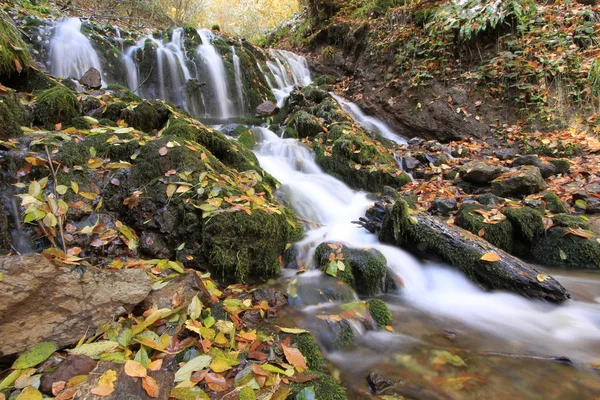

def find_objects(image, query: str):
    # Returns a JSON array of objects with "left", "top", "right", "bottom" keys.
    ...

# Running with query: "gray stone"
[
  {"left": 402, "top": 155, "right": 421, "bottom": 171},
  {"left": 0, "top": 254, "right": 152, "bottom": 357},
  {"left": 475, "top": 193, "right": 505, "bottom": 207},
  {"left": 512, "top": 155, "right": 556, "bottom": 178},
  {"left": 79, "top": 68, "right": 102, "bottom": 89},
  {"left": 459, "top": 161, "right": 505, "bottom": 185},
  {"left": 491, "top": 166, "right": 547, "bottom": 198},
  {"left": 431, "top": 197, "right": 458, "bottom": 215},
  {"left": 495, "top": 148, "right": 517, "bottom": 160},
  {"left": 255, "top": 101, "right": 279, "bottom": 117}
]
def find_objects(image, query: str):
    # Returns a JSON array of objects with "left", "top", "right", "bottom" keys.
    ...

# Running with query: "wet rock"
[
  {"left": 459, "top": 161, "right": 505, "bottom": 185},
  {"left": 523, "top": 199, "right": 545, "bottom": 214},
  {"left": 255, "top": 100, "right": 279, "bottom": 117},
  {"left": 0, "top": 254, "right": 152, "bottom": 357},
  {"left": 474, "top": 193, "right": 505, "bottom": 207},
  {"left": 0, "top": 93, "right": 24, "bottom": 139},
  {"left": 73, "top": 361, "right": 174, "bottom": 400},
  {"left": 402, "top": 155, "right": 421, "bottom": 171},
  {"left": 491, "top": 166, "right": 547, "bottom": 198},
  {"left": 512, "top": 155, "right": 556, "bottom": 178},
  {"left": 424, "top": 140, "right": 442, "bottom": 153},
  {"left": 408, "top": 137, "right": 424, "bottom": 146},
  {"left": 287, "top": 274, "right": 358, "bottom": 307},
  {"left": 79, "top": 95, "right": 102, "bottom": 116},
  {"left": 78, "top": 67, "right": 102, "bottom": 89},
  {"left": 34, "top": 85, "right": 80, "bottom": 129},
  {"left": 314, "top": 242, "right": 392, "bottom": 296},
  {"left": 40, "top": 355, "right": 97, "bottom": 395},
  {"left": 140, "top": 272, "right": 213, "bottom": 311},
  {"left": 139, "top": 231, "right": 172, "bottom": 259},
  {"left": 430, "top": 197, "right": 457, "bottom": 215},
  {"left": 532, "top": 227, "right": 600, "bottom": 269},
  {"left": 367, "top": 372, "right": 396, "bottom": 395},
  {"left": 456, "top": 203, "right": 514, "bottom": 252},
  {"left": 548, "top": 158, "right": 570, "bottom": 174},
  {"left": 495, "top": 148, "right": 516, "bottom": 160},
  {"left": 543, "top": 191, "right": 568, "bottom": 214},
  {"left": 252, "top": 286, "right": 287, "bottom": 308}
]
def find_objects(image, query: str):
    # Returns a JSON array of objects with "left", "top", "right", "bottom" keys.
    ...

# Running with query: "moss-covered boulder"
[
  {"left": 290, "top": 371, "right": 347, "bottom": 400},
  {"left": 502, "top": 206, "right": 544, "bottom": 243},
  {"left": 367, "top": 299, "right": 392, "bottom": 327},
  {"left": 543, "top": 191, "right": 568, "bottom": 214},
  {"left": 121, "top": 101, "right": 170, "bottom": 133},
  {"left": 491, "top": 166, "right": 547, "bottom": 198},
  {"left": 314, "top": 242, "right": 391, "bottom": 296},
  {"left": 532, "top": 227, "right": 600, "bottom": 269},
  {"left": 0, "top": 10, "right": 32, "bottom": 77},
  {"left": 34, "top": 85, "right": 79, "bottom": 129},
  {"left": 455, "top": 204, "right": 514, "bottom": 252},
  {"left": 105, "top": 83, "right": 142, "bottom": 103},
  {"left": 292, "top": 333, "right": 325, "bottom": 371},
  {"left": 288, "top": 110, "right": 324, "bottom": 139},
  {"left": 0, "top": 93, "right": 23, "bottom": 139},
  {"left": 552, "top": 214, "right": 589, "bottom": 229},
  {"left": 102, "top": 101, "right": 126, "bottom": 122}
]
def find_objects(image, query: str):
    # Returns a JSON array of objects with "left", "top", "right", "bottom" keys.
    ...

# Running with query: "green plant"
[
  {"left": 321, "top": 46, "right": 336, "bottom": 63},
  {"left": 589, "top": 58, "right": 600, "bottom": 111}
]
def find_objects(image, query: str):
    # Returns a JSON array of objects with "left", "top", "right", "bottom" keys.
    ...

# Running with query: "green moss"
[
  {"left": 455, "top": 204, "right": 514, "bottom": 252},
  {"left": 0, "top": 10, "right": 32, "bottom": 77},
  {"left": 0, "top": 94, "right": 23, "bottom": 139},
  {"left": 34, "top": 85, "right": 79, "bottom": 129},
  {"left": 315, "top": 243, "right": 390, "bottom": 296},
  {"left": 238, "top": 130, "right": 256, "bottom": 149},
  {"left": 282, "top": 127, "right": 298, "bottom": 139},
  {"left": 288, "top": 111, "right": 324, "bottom": 139},
  {"left": 105, "top": 83, "right": 142, "bottom": 103},
  {"left": 102, "top": 101, "right": 126, "bottom": 121},
  {"left": 291, "top": 371, "right": 347, "bottom": 400},
  {"left": 239, "top": 387, "right": 256, "bottom": 400},
  {"left": 313, "top": 74, "right": 337, "bottom": 87},
  {"left": 552, "top": 214, "right": 589, "bottom": 229},
  {"left": 548, "top": 159, "right": 570, "bottom": 174},
  {"left": 367, "top": 299, "right": 392, "bottom": 327},
  {"left": 532, "top": 227, "right": 600, "bottom": 269},
  {"left": 98, "top": 118, "right": 117, "bottom": 127},
  {"left": 503, "top": 207, "right": 544, "bottom": 243},
  {"left": 201, "top": 208, "right": 302, "bottom": 282},
  {"left": 303, "top": 86, "right": 329, "bottom": 103},
  {"left": 121, "top": 101, "right": 160, "bottom": 132},
  {"left": 543, "top": 191, "right": 568, "bottom": 214},
  {"left": 293, "top": 333, "right": 325, "bottom": 371},
  {"left": 69, "top": 116, "right": 92, "bottom": 130}
]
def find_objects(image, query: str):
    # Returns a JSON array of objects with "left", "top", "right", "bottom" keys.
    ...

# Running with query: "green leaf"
[
  {"left": 0, "top": 369, "right": 23, "bottom": 390},
  {"left": 188, "top": 296, "right": 203, "bottom": 320},
  {"left": 134, "top": 347, "right": 150, "bottom": 368},
  {"left": 174, "top": 355, "right": 212, "bottom": 382},
  {"left": 204, "top": 315, "right": 216, "bottom": 328},
  {"left": 297, "top": 387, "right": 316, "bottom": 400},
  {"left": 325, "top": 260, "right": 338, "bottom": 277},
  {"left": 70, "top": 341, "right": 119, "bottom": 357},
  {"left": 15, "top": 386, "right": 43, "bottom": 400},
  {"left": 431, "top": 350, "right": 466, "bottom": 367},
  {"left": 117, "top": 328, "right": 133, "bottom": 348},
  {"left": 56, "top": 185, "right": 68, "bottom": 195},
  {"left": 12, "top": 342, "right": 56, "bottom": 369},
  {"left": 559, "top": 249, "right": 567, "bottom": 261}
]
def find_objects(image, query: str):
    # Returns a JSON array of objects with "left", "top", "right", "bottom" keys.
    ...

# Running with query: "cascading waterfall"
[
  {"left": 122, "top": 46, "right": 139, "bottom": 95},
  {"left": 262, "top": 49, "right": 312, "bottom": 107},
  {"left": 331, "top": 93, "right": 407, "bottom": 145},
  {"left": 251, "top": 126, "right": 600, "bottom": 365},
  {"left": 231, "top": 46, "right": 246, "bottom": 115},
  {"left": 49, "top": 18, "right": 103, "bottom": 80},
  {"left": 197, "top": 29, "right": 233, "bottom": 119}
]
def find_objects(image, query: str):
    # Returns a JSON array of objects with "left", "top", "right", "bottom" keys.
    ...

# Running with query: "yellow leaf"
[
  {"left": 210, "top": 357, "right": 233, "bottom": 373},
  {"left": 15, "top": 386, "right": 42, "bottom": 400},
  {"left": 166, "top": 184, "right": 177, "bottom": 199},
  {"left": 124, "top": 360, "right": 147, "bottom": 378},
  {"left": 71, "top": 181, "right": 79, "bottom": 194},
  {"left": 536, "top": 274, "right": 551, "bottom": 282},
  {"left": 480, "top": 253, "right": 500, "bottom": 262},
  {"left": 90, "top": 369, "right": 117, "bottom": 397},
  {"left": 80, "top": 192, "right": 98, "bottom": 201},
  {"left": 87, "top": 158, "right": 104, "bottom": 169},
  {"left": 56, "top": 185, "right": 68, "bottom": 195}
]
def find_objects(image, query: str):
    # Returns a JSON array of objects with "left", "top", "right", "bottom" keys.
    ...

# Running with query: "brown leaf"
[
  {"left": 281, "top": 344, "right": 307, "bottom": 372},
  {"left": 13, "top": 59, "right": 22, "bottom": 73},
  {"left": 54, "top": 388, "right": 78, "bottom": 400},
  {"left": 124, "top": 360, "right": 147, "bottom": 378},
  {"left": 141, "top": 376, "right": 159, "bottom": 398},
  {"left": 52, "top": 381, "right": 67, "bottom": 396},
  {"left": 480, "top": 253, "right": 500, "bottom": 262},
  {"left": 205, "top": 372, "right": 228, "bottom": 392},
  {"left": 287, "top": 374, "right": 320, "bottom": 383}
]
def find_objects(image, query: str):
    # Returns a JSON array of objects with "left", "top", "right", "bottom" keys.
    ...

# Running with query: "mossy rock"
[
  {"left": 543, "top": 191, "right": 568, "bottom": 214},
  {"left": 532, "top": 227, "right": 600, "bottom": 269},
  {"left": 552, "top": 214, "right": 589, "bottom": 229},
  {"left": 98, "top": 118, "right": 117, "bottom": 127},
  {"left": 105, "top": 83, "right": 142, "bottom": 103},
  {"left": 502, "top": 207, "right": 544, "bottom": 243},
  {"left": 69, "top": 116, "right": 92, "bottom": 130},
  {"left": 288, "top": 111, "right": 324, "bottom": 139},
  {"left": 313, "top": 74, "right": 337, "bottom": 86},
  {"left": 238, "top": 130, "right": 256, "bottom": 149},
  {"left": 292, "top": 333, "right": 325, "bottom": 371},
  {"left": 201, "top": 208, "right": 303, "bottom": 282},
  {"left": 0, "top": 10, "right": 32, "bottom": 77},
  {"left": 121, "top": 101, "right": 163, "bottom": 133},
  {"left": 290, "top": 371, "right": 347, "bottom": 400},
  {"left": 548, "top": 159, "right": 570, "bottom": 174},
  {"left": 367, "top": 299, "right": 392, "bottom": 327},
  {"left": 314, "top": 134, "right": 410, "bottom": 193},
  {"left": 302, "top": 86, "right": 329, "bottom": 103},
  {"left": 102, "top": 101, "right": 126, "bottom": 122},
  {"left": 455, "top": 204, "right": 514, "bottom": 252},
  {"left": 34, "top": 85, "right": 79, "bottom": 129},
  {"left": 314, "top": 242, "right": 390, "bottom": 296},
  {"left": 0, "top": 94, "right": 23, "bottom": 139}
]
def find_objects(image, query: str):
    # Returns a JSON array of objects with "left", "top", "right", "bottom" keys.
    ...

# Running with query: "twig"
[
  {"left": 44, "top": 145, "right": 67, "bottom": 254},
  {"left": 133, "top": 65, "right": 154, "bottom": 93}
]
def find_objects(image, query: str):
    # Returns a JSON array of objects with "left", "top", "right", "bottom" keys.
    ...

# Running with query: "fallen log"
[{"left": 375, "top": 199, "right": 569, "bottom": 303}]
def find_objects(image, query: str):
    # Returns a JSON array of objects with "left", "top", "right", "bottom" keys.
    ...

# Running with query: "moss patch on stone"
[
  {"left": 292, "top": 333, "right": 325, "bottom": 371},
  {"left": 34, "top": 85, "right": 79, "bottom": 129},
  {"left": 290, "top": 371, "right": 347, "bottom": 400},
  {"left": 455, "top": 204, "right": 514, "bottom": 252},
  {"left": 532, "top": 227, "right": 600, "bottom": 269},
  {"left": 0, "top": 94, "right": 23, "bottom": 139},
  {"left": 543, "top": 191, "right": 568, "bottom": 214},
  {"left": 0, "top": 10, "right": 32, "bottom": 77},
  {"left": 503, "top": 206, "right": 544, "bottom": 243},
  {"left": 367, "top": 299, "right": 392, "bottom": 327},
  {"left": 552, "top": 214, "right": 589, "bottom": 229},
  {"left": 288, "top": 110, "right": 324, "bottom": 139}
]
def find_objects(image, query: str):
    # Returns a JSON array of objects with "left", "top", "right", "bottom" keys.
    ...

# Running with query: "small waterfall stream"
[
  {"left": 50, "top": 18, "right": 103, "bottom": 80},
  {"left": 197, "top": 29, "right": 233, "bottom": 119},
  {"left": 231, "top": 46, "right": 245, "bottom": 115}
]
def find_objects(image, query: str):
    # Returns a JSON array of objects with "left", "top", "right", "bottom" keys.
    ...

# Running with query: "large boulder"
[
  {"left": 459, "top": 161, "right": 505, "bottom": 185},
  {"left": 79, "top": 67, "right": 102, "bottom": 89},
  {"left": 34, "top": 85, "right": 80, "bottom": 129},
  {"left": 491, "top": 166, "right": 547, "bottom": 198},
  {"left": 0, "top": 254, "right": 152, "bottom": 357},
  {"left": 255, "top": 100, "right": 279, "bottom": 117}
]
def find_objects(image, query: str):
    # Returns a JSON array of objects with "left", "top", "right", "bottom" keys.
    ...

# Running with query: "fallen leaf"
[
  {"left": 15, "top": 386, "right": 42, "bottom": 400},
  {"left": 12, "top": 342, "right": 56, "bottom": 369},
  {"left": 90, "top": 369, "right": 117, "bottom": 397},
  {"left": 281, "top": 344, "right": 307, "bottom": 372},
  {"left": 158, "top": 147, "right": 168, "bottom": 156},
  {"left": 141, "top": 376, "right": 159, "bottom": 398},
  {"left": 536, "top": 273, "right": 551, "bottom": 282},
  {"left": 205, "top": 372, "right": 228, "bottom": 392},
  {"left": 124, "top": 360, "right": 147, "bottom": 378},
  {"left": 480, "top": 253, "right": 500, "bottom": 262}
]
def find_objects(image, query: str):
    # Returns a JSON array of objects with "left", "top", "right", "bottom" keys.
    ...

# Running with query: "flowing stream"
[
  {"left": 197, "top": 29, "right": 233, "bottom": 119},
  {"left": 50, "top": 18, "right": 103, "bottom": 80}
]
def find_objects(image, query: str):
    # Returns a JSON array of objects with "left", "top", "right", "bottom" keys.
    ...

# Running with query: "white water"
[
  {"left": 50, "top": 18, "right": 103, "bottom": 81},
  {"left": 262, "top": 49, "right": 312, "bottom": 107},
  {"left": 251, "top": 125, "right": 600, "bottom": 363},
  {"left": 331, "top": 93, "right": 407, "bottom": 145},
  {"left": 197, "top": 29, "right": 233, "bottom": 119},
  {"left": 231, "top": 46, "right": 245, "bottom": 115}
]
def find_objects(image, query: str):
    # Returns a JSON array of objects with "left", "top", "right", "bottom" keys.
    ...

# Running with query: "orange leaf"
[
  {"left": 281, "top": 343, "right": 307, "bottom": 372},
  {"left": 141, "top": 376, "right": 159, "bottom": 398},
  {"left": 480, "top": 253, "right": 500, "bottom": 262},
  {"left": 124, "top": 360, "right": 147, "bottom": 378},
  {"left": 13, "top": 59, "right": 22, "bottom": 73},
  {"left": 90, "top": 369, "right": 117, "bottom": 396},
  {"left": 147, "top": 359, "right": 163, "bottom": 371},
  {"left": 205, "top": 372, "right": 228, "bottom": 392}
]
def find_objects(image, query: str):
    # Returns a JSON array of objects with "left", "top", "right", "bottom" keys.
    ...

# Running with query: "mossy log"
[{"left": 377, "top": 200, "right": 569, "bottom": 303}]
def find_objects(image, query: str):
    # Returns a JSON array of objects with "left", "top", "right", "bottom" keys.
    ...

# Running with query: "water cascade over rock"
[
  {"left": 197, "top": 29, "right": 233, "bottom": 119},
  {"left": 231, "top": 46, "right": 245, "bottom": 115},
  {"left": 49, "top": 18, "right": 102, "bottom": 80}
]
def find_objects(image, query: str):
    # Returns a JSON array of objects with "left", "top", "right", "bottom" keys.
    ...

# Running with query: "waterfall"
[
  {"left": 197, "top": 29, "right": 233, "bottom": 119},
  {"left": 261, "top": 49, "right": 312, "bottom": 107},
  {"left": 330, "top": 93, "right": 407, "bottom": 145},
  {"left": 49, "top": 18, "right": 103, "bottom": 80},
  {"left": 231, "top": 46, "right": 245, "bottom": 115},
  {"left": 250, "top": 126, "right": 600, "bottom": 364},
  {"left": 123, "top": 46, "right": 139, "bottom": 95}
]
